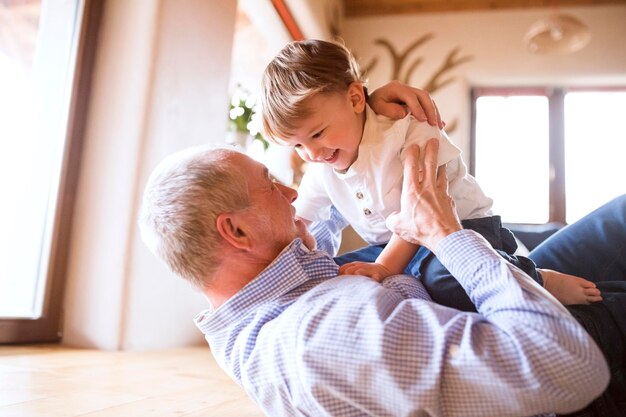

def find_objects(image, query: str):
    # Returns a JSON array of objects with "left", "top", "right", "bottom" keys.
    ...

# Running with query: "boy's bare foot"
[{"left": 540, "top": 269, "right": 603, "bottom": 305}]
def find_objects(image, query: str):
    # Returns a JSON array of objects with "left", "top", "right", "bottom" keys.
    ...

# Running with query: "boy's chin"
[{"left": 332, "top": 161, "right": 352, "bottom": 173}]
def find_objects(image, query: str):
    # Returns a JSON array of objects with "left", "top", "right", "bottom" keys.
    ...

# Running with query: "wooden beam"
[
  {"left": 271, "top": 0, "right": 305, "bottom": 40},
  {"left": 344, "top": 0, "right": 626, "bottom": 17}
]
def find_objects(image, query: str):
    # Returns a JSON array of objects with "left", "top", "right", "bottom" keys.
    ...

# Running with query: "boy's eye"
[
  {"left": 312, "top": 129, "right": 324, "bottom": 139},
  {"left": 294, "top": 144, "right": 302, "bottom": 149}
]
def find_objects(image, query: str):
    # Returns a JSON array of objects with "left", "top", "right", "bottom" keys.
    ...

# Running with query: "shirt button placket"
[{"left": 355, "top": 190, "right": 371, "bottom": 216}]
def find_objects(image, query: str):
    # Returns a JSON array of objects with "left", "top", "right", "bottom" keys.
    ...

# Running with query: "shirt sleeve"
[
  {"left": 446, "top": 156, "right": 494, "bottom": 219},
  {"left": 309, "top": 206, "right": 348, "bottom": 257},
  {"left": 294, "top": 230, "right": 609, "bottom": 417},
  {"left": 403, "top": 118, "right": 494, "bottom": 219},
  {"left": 402, "top": 118, "right": 461, "bottom": 166},
  {"left": 293, "top": 164, "right": 333, "bottom": 223}
]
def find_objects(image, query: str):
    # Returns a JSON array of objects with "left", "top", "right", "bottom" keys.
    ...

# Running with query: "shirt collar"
[
  {"left": 362, "top": 104, "right": 379, "bottom": 146},
  {"left": 334, "top": 104, "right": 379, "bottom": 179},
  {"left": 194, "top": 238, "right": 339, "bottom": 334}
]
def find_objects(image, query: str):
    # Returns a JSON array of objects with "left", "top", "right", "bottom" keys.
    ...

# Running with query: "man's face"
[
  {"left": 282, "top": 86, "right": 365, "bottom": 172},
  {"left": 233, "top": 153, "right": 315, "bottom": 256}
]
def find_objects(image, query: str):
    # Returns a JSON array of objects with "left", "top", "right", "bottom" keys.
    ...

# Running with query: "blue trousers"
[
  {"left": 529, "top": 195, "right": 626, "bottom": 417},
  {"left": 335, "top": 215, "right": 542, "bottom": 313},
  {"left": 335, "top": 195, "right": 626, "bottom": 416},
  {"left": 529, "top": 194, "right": 626, "bottom": 283}
]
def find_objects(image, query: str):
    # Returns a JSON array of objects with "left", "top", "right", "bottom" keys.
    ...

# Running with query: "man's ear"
[
  {"left": 347, "top": 82, "right": 366, "bottom": 113},
  {"left": 216, "top": 213, "right": 253, "bottom": 251}
]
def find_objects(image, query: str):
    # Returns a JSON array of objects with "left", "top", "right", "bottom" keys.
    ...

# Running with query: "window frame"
[
  {"left": 470, "top": 85, "right": 626, "bottom": 225},
  {"left": 0, "top": 0, "right": 104, "bottom": 344}
]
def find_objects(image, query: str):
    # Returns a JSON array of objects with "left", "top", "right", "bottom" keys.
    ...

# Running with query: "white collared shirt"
[{"left": 294, "top": 105, "right": 493, "bottom": 244}]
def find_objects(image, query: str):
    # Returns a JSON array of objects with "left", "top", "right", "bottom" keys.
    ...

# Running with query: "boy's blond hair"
[{"left": 260, "top": 39, "right": 364, "bottom": 142}]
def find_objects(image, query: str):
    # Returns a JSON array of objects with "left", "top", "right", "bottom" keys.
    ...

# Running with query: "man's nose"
[{"left": 278, "top": 183, "right": 297, "bottom": 202}]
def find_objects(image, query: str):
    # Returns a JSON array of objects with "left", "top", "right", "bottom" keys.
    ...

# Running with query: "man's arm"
[
  {"left": 295, "top": 141, "right": 608, "bottom": 416},
  {"left": 386, "top": 139, "right": 609, "bottom": 413},
  {"left": 297, "top": 250, "right": 609, "bottom": 416}
]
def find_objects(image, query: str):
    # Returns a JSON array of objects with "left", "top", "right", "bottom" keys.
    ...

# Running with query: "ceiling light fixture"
[{"left": 524, "top": 13, "right": 591, "bottom": 55}]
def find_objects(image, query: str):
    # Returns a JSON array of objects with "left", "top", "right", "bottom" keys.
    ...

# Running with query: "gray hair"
[{"left": 138, "top": 146, "right": 249, "bottom": 289}]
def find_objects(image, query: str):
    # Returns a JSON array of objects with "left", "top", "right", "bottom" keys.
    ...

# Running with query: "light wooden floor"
[{"left": 0, "top": 344, "right": 264, "bottom": 417}]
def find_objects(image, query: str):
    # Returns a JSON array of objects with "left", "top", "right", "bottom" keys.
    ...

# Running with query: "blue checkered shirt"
[{"left": 194, "top": 230, "right": 608, "bottom": 417}]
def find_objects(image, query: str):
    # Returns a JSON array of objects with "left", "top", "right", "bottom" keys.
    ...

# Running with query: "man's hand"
[
  {"left": 339, "top": 261, "right": 393, "bottom": 283},
  {"left": 368, "top": 81, "right": 444, "bottom": 128},
  {"left": 386, "top": 139, "right": 462, "bottom": 252}
]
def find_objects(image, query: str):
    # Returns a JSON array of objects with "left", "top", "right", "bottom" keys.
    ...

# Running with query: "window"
[
  {"left": 471, "top": 87, "right": 626, "bottom": 225},
  {"left": 0, "top": 0, "right": 103, "bottom": 343}
]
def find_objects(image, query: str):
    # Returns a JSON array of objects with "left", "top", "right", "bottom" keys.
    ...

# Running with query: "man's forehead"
[
  {"left": 228, "top": 151, "right": 268, "bottom": 181},
  {"left": 228, "top": 150, "right": 257, "bottom": 167}
]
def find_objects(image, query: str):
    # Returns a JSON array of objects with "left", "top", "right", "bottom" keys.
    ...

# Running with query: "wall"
[
  {"left": 343, "top": 5, "right": 626, "bottom": 157},
  {"left": 62, "top": 0, "right": 237, "bottom": 350},
  {"left": 60, "top": 2, "right": 626, "bottom": 349}
]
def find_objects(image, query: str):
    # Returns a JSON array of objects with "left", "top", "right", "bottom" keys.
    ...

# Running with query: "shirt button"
[
  {"left": 356, "top": 192, "right": 364, "bottom": 199},
  {"left": 363, "top": 208, "right": 371, "bottom": 216}
]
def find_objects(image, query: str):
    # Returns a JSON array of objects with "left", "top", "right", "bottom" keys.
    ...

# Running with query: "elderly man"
[{"left": 139, "top": 131, "right": 619, "bottom": 416}]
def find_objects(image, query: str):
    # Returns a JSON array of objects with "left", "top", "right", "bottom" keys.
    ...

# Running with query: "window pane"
[
  {"left": 0, "top": 1, "right": 80, "bottom": 318},
  {"left": 564, "top": 91, "right": 626, "bottom": 223},
  {"left": 474, "top": 96, "right": 550, "bottom": 223}
]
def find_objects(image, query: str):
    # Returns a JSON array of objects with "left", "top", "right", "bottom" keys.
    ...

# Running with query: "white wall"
[
  {"left": 343, "top": 5, "right": 626, "bottom": 157},
  {"left": 62, "top": 0, "right": 237, "bottom": 350}
]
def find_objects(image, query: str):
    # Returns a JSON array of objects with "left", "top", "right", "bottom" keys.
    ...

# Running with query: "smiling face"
[
  {"left": 281, "top": 83, "right": 366, "bottom": 172},
  {"left": 233, "top": 153, "right": 314, "bottom": 257}
]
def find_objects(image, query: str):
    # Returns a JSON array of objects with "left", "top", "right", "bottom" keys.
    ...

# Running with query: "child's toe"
[
  {"left": 586, "top": 295, "right": 603, "bottom": 303},
  {"left": 583, "top": 287, "right": 601, "bottom": 296},
  {"left": 577, "top": 278, "right": 597, "bottom": 288}
]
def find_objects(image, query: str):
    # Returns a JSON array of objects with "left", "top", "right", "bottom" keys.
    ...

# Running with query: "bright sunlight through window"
[
  {"left": 564, "top": 91, "right": 626, "bottom": 223},
  {"left": 474, "top": 96, "right": 550, "bottom": 224}
]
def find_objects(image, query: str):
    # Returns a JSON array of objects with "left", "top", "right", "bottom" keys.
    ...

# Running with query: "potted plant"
[{"left": 227, "top": 85, "right": 268, "bottom": 150}]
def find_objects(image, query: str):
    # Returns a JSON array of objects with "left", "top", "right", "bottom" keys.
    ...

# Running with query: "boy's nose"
[{"left": 305, "top": 145, "right": 324, "bottom": 162}]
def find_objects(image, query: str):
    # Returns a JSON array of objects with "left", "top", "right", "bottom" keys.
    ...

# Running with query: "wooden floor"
[{"left": 0, "top": 344, "right": 264, "bottom": 417}]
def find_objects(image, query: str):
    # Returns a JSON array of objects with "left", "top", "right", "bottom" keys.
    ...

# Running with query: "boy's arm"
[
  {"left": 339, "top": 234, "right": 419, "bottom": 282},
  {"left": 368, "top": 81, "right": 444, "bottom": 128},
  {"left": 376, "top": 233, "right": 419, "bottom": 275}
]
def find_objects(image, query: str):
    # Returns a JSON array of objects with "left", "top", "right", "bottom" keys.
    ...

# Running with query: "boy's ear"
[
  {"left": 216, "top": 213, "right": 253, "bottom": 251},
  {"left": 347, "top": 82, "right": 366, "bottom": 113}
]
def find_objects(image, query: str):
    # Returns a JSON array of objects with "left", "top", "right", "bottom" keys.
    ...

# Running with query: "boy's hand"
[
  {"left": 368, "top": 81, "right": 444, "bottom": 129},
  {"left": 339, "top": 261, "right": 393, "bottom": 282}
]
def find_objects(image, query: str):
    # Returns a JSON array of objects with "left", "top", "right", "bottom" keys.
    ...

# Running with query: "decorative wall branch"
[
  {"left": 423, "top": 47, "right": 473, "bottom": 93},
  {"left": 365, "top": 35, "right": 434, "bottom": 83},
  {"left": 362, "top": 35, "right": 473, "bottom": 134}
]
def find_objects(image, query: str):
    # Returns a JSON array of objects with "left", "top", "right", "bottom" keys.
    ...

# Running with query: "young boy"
[{"left": 260, "top": 39, "right": 600, "bottom": 307}]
